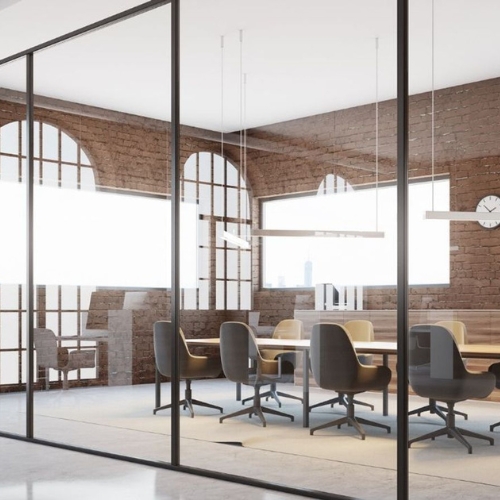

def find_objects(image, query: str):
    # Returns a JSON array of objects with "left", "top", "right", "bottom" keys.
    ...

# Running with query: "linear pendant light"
[{"left": 423, "top": 0, "right": 477, "bottom": 223}]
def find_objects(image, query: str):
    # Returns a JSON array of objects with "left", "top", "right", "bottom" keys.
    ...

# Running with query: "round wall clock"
[{"left": 476, "top": 195, "right": 500, "bottom": 229}]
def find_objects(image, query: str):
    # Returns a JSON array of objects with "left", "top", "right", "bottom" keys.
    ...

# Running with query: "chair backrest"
[
  {"left": 310, "top": 323, "right": 360, "bottom": 390},
  {"left": 343, "top": 320, "right": 374, "bottom": 342},
  {"left": 33, "top": 328, "right": 59, "bottom": 369},
  {"left": 153, "top": 321, "right": 191, "bottom": 378},
  {"left": 272, "top": 319, "right": 303, "bottom": 340},
  {"left": 408, "top": 324, "right": 467, "bottom": 397},
  {"left": 435, "top": 320, "right": 467, "bottom": 344},
  {"left": 220, "top": 322, "right": 260, "bottom": 384}
]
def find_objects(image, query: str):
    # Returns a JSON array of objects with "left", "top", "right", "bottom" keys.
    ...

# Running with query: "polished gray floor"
[
  {"left": 0, "top": 437, "right": 307, "bottom": 500},
  {"left": 2, "top": 381, "right": 500, "bottom": 499}
]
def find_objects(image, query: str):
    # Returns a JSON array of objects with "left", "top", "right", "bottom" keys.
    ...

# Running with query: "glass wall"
[
  {"left": 27, "top": 4, "right": 172, "bottom": 462},
  {"left": 6, "top": 1, "right": 500, "bottom": 499},
  {"left": 179, "top": 1, "right": 398, "bottom": 497},
  {"left": 408, "top": 0, "right": 500, "bottom": 496},
  {"left": 0, "top": 57, "right": 27, "bottom": 436}
]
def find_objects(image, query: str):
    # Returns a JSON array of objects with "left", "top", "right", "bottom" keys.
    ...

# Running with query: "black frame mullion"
[{"left": 396, "top": 0, "right": 409, "bottom": 499}]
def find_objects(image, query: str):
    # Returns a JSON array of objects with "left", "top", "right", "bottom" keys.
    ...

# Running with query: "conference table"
[{"left": 186, "top": 337, "right": 500, "bottom": 428}]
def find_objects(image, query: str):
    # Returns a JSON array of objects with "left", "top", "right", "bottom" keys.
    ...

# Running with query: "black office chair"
[
  {"left": 219, "top": 322, "right": 294, "bottom": 427},
  {"left": 309, "top": 320, "right": 376, "bottom": 413},
  {"left": 408, "top": 320, "right": 469, "bottom": 421},
  {"left": 309, "top": 323, "right": 391, "bottom": 440},
  {"left": 408, "top": 324, "right": 495, "bottom": 454},
  {"left": 488, "top": 362, "right": 500, "bottom": 431},
  {"left": 153, "top": 321, "right": 223, "bottom": 418},
  {"left": 243, "top": 318, "right": 303, "bottom": 407}
]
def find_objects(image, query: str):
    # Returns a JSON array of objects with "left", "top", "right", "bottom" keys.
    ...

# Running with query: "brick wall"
[{"left": 2, "top": 75, "right": 500, "bottom": 385}]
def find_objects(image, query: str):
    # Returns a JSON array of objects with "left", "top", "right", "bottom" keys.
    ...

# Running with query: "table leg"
[
  {"left": 303, "top": 350, "right": 310, "bottom": 428},
  {"left": 383, "top": 354, "right": 388, "bottom": 416},
  {"left": 155, "top": 368, "right": 161, "bottom": 408}
]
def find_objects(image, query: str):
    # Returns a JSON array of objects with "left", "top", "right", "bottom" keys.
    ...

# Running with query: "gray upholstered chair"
[
  {"left": 34, "top": 328, "right": 96, "bottom": 390},
  {"left": 408, "top": 324, "right": 495, "bottom": 454},
  {"left": 309, "top": 323, "right": 391, "bottom": 440},
  {"left": 488, "top": 362, "right": 500, "bottom": 431},
  {"left": 243, "top": 318, "right": 303, "bottom": 407},
  {"left": 219, "top": 321, "right": 294, "bottom": 427},
  {"left": 153, "top": 321, "right": 223, "bottom": 418},
  {"left": 409, "top": 320, "right": 469, "bottom": 421},
  {"left": 309, "top": 319, "right": 375, "bottom": 412}
]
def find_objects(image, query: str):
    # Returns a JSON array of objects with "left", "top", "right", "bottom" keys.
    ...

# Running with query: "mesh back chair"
[
  {"left": 408, "top": 324, "right": 495, "bottom": 454},
  {"left": 34, "top": 328, "right": 96, "bottom": 390},
  {"left": 219, "top": 322, "right": 294, "bottom": 427},
  {"left": 243, "top": 319, "right": 303, "bottom": 407},
  {"left": 309, "top": 319, "right": 376, "bottom": 413},
  {"left": 153, "top": 321, "right": 223, "bottom": 418},
  {"left": 409, "top": 320, "right": 469, "bottom": 421},
  {"left": 309, "top": 323, "right": 391, "bottom": 440},
  {"left": 488, "top": 362, "right": 500, "bottom": 431}
]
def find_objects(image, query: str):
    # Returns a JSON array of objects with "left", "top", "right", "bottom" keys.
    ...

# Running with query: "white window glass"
[
  {"left": 61, "top": 132, "right": 78, "bottom": 163},
  {"left": 213, "top": 154, "right": 225, "bottom": 184},
  {"left": 184, "top": 154, "right": 197, "bottom": 181},
  {"left": 262, "top": 178, "right": 449, "bottom": 287},
  {"left": 0, "top": 284, "right": 19, "bottom": 310},
  {"left": 216, "top": 249, "right": 225, "bottom": 279},
  {"left": 226, "top": 162, "right": 238, "bottom": 186},
  {"left": 198, "top": 248, "right": 210, "bottom": 279},
  {"left": 61, "top": 312, "right": 78, "bottom": 336},
  {"left": 240, "top": 281, "right": 251, "bottom": 310},
  {"left": 0, "top": 313, "right": 18, "bottom": 349},
  {"left": 80, "top": 167, "right": 96, "bottom": 191},
  {"left": 216, "top": 280, "right": 225, "bottom": 309},
  {"left": 226, "top": 187, "right": 238, "bottom": 217},
  {"left": 0, "top": 155, "right": 18, "bottom": 181},
  {"left": 199, "top": 281, "right": 209, "bottom": 310},
  {"left": 0, "top": 122, "right": 19, "bottom": 155},
  {"left": 227, "top": 250, "right": 238, "bottom": 280},
  {"left": 198, "top": 152, "right": 211, "bottom": 183},
  {"left": 240, "top": 252, "right": 251, "bottom": 280},
  {"left": 199, "top": 184, "right": 212, "bottom": 215},
  {"left": 42, "top": 161, "right": 58, "bottom": 187},
  {"left": 0, "top": 352, "right": 17, "bottom": 384},
  {"left": 213, "top": 185, "right": 224, "bottom": 216},
  {"left": 45, "top": 312, "right": 58, "bottom": 333},
  {"left": 61, "top": 285, "right": 78, "bottom": 310},
  {"left": 61, "top": 164, "right": 78, "bottom": 189},
  {"left": 226, "top": 281, "right": 238, "bottom": 309},
  {"left": 80, "top": 150, "right": 91, "bottom": 166},
  {"left": 45, "top": 285, "right": 59, "bottom": 310},
  {"left": 42, "top": 124, "right": 59, "bottom": 161}
]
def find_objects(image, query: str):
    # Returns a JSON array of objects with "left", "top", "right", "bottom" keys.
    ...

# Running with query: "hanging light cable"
[
  {"left": 375, "top": 37, "right": 380, "bottom": 232},
  {"left": 221, "top": 29, "right": 250, "bottom": 249},
  {"left": 425, "top": 0, "right": 496, "bottom": 222}
]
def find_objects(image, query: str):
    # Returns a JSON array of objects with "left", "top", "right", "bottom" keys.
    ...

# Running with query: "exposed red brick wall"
[{"left": 2, "top": 75, "right": 500, "bottom": 386}]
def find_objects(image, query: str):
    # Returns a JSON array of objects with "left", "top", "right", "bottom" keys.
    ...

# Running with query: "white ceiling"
[{"left": 1, "top": 0, "right": 500, "bottom": 132}]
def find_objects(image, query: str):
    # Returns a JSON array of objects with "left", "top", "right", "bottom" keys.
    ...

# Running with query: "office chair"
[
  {"left": 488, "top": 362, "right": 500, "bottom": 431},
  {"left": 309, "top": 320, "right": 375, "bottom": 412},
  {"left": 153, "top": 321, "right": 223, "bottom": 418},
  {"left": 409, "top": 320, "right": 469, "bottom": 421},
  {"left": 34, "top": 328, "right": 96, "bottom": 390},
  {"left": 408, "top": 324, "right": 495, "bottom": 454},
  {"left": 242, "top": 318, "right": 303, "bottom": 407},
  {"left": 219, "top": 322, "right": 294, "bottom": 427},
  {"left": 309, "top": 323, "right": 391, "bottom": 440}
]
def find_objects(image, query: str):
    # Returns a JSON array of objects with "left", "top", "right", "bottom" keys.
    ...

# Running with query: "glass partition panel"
[
  {"left": 179, "top": 1, "right": 398, "bottom": 497},
  {"left": 0, "top": 56, "right": 27, "bottom": 436},
  {"left": 409, "top": 0, "right": 500, "bottom": 496},
  {"left": 31, "top": 4, "right": 171, "bottom": 462}
]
